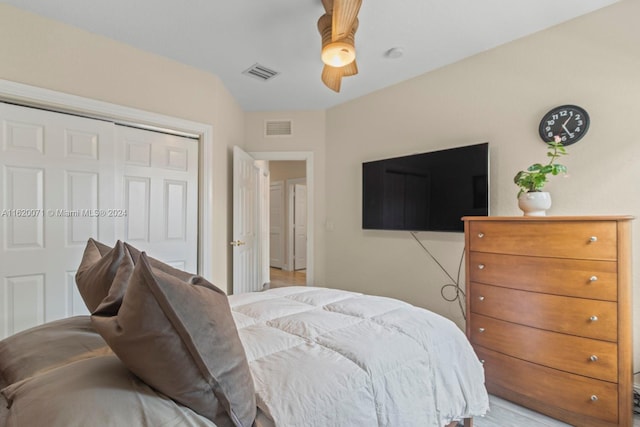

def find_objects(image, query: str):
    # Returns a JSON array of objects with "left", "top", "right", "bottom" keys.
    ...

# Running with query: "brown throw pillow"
[
  {"left": 91, "top": 252, "right": 256, "bottom": 427},
  {"left": 75, "top": 239, "right": 134, "bottom": 313}
]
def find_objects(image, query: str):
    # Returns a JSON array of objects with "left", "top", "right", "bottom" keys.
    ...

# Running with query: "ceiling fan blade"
[
  {"left": 322, "top": 64, "right": 345, "bottom": 92},
  {"left": 332, "top": 0, "right": 362, "bottom": 41},
  {"left": 322, "top": 60, "right": 358, "bottom": 92},
  {"left": 321, "top": 0, "right": 333, "bottom": 14},
  {"left": 342, "top": 59, "right": 358, "bottom": 77}
]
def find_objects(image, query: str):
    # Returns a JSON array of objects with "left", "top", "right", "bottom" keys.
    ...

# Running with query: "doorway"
[
  {"left": 246, "top": 151, "right": 314, "bottom": 290},
  {"left": 268, "top": 162, "right": 307, "bottom": 287}
]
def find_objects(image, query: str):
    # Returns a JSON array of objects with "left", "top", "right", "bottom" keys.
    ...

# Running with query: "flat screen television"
[{"left": 362, "top": 142, "right": 489, "bottom": 232}]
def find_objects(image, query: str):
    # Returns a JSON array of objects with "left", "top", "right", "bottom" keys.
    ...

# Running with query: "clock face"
[{"left": 538, "top": 105, "right": 590, "bottom": 146}]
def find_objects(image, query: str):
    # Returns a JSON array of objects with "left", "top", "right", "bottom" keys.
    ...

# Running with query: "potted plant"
[{"left": 513, "top": 135, "right": 568, "bottom": 216}]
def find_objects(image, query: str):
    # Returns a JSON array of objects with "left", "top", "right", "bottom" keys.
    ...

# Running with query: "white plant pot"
[{"left": 518, "top": 191, "right": 552, "bottom": 216}]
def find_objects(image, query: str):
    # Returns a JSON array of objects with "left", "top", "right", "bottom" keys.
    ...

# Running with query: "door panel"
[{"left": 4, "top": 166, "right": 44, "bottom": 248}]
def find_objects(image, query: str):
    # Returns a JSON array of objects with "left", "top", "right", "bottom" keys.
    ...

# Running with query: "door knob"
[{"left": 229, "top": 240, "right": 246, "bottom": 247}]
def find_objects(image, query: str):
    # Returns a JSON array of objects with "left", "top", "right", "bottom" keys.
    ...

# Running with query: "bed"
[{"left": 0, "top": 239, "right": 489, "bottom": 427}]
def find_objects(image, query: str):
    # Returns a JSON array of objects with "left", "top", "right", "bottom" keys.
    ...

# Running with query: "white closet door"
[
  {"left": 0, "top": 104, "right": 199, "bottom": 338},
  {"left": 0, "top": 103, "right": 116, "bottom": 336},
  {"left": 115, "top": 125, "right": 198, "bottom": 273}
]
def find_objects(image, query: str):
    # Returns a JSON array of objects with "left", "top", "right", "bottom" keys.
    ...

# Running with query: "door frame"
[
  {"left": 249, "top": 151, "right": 314, "bottom": 285},
  {"left": 0, "top": 79, "right": 214, "bottom": 278}
]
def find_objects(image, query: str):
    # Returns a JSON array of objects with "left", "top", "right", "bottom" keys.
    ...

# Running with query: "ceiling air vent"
[
  {"left": 265, "top": 120, "right": 292, "bottom": 137},
  {"left": 242, "top": 63, "right": 280, "bottom": 82}
]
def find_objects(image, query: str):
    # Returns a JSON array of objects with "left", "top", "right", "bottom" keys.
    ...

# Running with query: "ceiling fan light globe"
[{"left": 321, "top": 42, "right": 356, "bottom": 67}]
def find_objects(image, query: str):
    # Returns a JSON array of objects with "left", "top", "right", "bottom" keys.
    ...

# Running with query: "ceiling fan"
[{"left": 317, "top": 0, "right": 362, "bottom": 92}]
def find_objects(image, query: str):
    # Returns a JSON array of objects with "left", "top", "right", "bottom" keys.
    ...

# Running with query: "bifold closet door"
[
  {"left": 0, "top": 103, "right": 116, "bottom": 336},
  {"left": 114, "top": 125, "right": 198, "bottom": 273},
  {"left": 0, "top": 103, "right": 198, "bottom": 338}
]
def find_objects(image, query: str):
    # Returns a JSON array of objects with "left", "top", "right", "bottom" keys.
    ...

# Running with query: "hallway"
[{"left": 268, "top": 268, "right": 306, "bottom": 288}]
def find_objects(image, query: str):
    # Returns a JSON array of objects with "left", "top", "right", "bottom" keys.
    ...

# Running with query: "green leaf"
[{"left": 539, "top": 165, "right": 553, "bottom": 174}]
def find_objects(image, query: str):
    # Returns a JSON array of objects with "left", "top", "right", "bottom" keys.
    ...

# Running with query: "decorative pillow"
[
  {"left": 75, "top": 239, "right": 134, "bottom": 313},
  {"left": 0, "top": 316, "right": 109, "bottom": 385},
  {"left": 91, "top": 252, "right": 256, "bottom": 427}
]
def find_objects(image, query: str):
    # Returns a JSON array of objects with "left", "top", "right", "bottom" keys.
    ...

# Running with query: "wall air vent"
[
  {"left": 265, "top": 120, "right": 292, "bottom": 137},
  {"left": 242, "top": 63, "right": 280, "bottom": 82}
]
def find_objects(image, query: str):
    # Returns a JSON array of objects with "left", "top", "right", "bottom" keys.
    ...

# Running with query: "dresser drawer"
[
  {"left": 470, "top": 314, "right": 617, "bottom": 382},
  {"left": 470, "top": 283, "right": 617, "bottom": 341},
  {"left": 468, "top": 220, "right": 617, "bottom": 260},
  {"left": 476, "top": 346, "right": 619, "bottom": 424},
  {"left": 468, "top": 252, "right": 617, "bottom": 301}
]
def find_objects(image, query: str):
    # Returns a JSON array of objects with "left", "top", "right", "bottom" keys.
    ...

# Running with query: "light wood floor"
[
  {"left": 477, "top": 395, "right": 640, "bottom": 426},
  {"left": 266, "top": 267, "right": 306, "bottom": 288}
]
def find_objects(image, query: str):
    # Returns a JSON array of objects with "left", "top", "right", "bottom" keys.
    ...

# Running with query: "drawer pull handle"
[
  {"left": 478, "top": 296, "right": 485, "bottom": 301},
  {"left": 478, "top": 264, "right": 485, "bottom": 270},
  {"left": 589, "top": 275, "right": 598, "bottom": 282},
  {"left": 590, "top": 395, "right": 598, "bottom": 402},
  {"left": 478, "top": 233, "right": 485, "bottom": 239},
  {"left": 590, "top": 315, "right": 599, "bottom": 322},
  {"left": 478, "top": 328, "right": 485, "bottom": 333},
  {"left": 590, "top": 355, "right": 599, "bottom": 362},
  {"left": 589, "top": 236, "right": 598, "bottom": 243}
]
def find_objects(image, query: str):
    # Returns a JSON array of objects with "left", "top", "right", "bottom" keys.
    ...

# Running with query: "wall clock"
[{"left": 538, "top": 104, "right": 590, "bottom": 146}]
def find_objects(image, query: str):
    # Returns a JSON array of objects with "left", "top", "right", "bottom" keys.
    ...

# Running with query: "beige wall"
[
  {"left": 244, "top": 111, "right": 327, "bottom": 284},
  {"left": 269, "top": 161, "right": 306, "bottom": 183},
  {"left": 324, "top": 0, "right": 640, "bottom": 366},
  {"left": 0, "top": 4, "right": 245, "bottom": 293}
]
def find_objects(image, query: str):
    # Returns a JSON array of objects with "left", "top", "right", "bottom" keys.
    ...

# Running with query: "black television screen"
[{"left": 362, "top": 142, "right": 489, "bottom": 232}]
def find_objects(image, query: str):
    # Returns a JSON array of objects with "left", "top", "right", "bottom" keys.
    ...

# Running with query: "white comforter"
[{"left": 229, "top": 287, "right": 489, "bottom": 427}]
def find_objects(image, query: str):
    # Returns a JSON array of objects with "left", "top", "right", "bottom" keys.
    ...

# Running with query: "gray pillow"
[
  {"left": 75, "top": 239, "right": 134, "bottom": 313},
  {"left": 91, "top": 252, "right": 256, "bottom": 427}
]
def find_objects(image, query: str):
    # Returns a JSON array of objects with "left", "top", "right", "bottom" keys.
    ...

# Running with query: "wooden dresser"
[{"left": 463, "top": 216, "right": 633, "bottom": 427}]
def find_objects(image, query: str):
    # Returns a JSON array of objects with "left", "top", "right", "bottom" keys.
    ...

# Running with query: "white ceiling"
[{"left": 4, "top": 0, "right": 620, "bottom": 112}]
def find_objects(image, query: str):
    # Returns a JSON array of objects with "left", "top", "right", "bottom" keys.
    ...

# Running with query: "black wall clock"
[{"left": 538, "top": 104, "right": 590, "bottom": 146}]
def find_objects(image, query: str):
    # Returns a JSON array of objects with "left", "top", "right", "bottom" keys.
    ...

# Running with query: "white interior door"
[
  {"left": 0, "top": 103, "right": 199, "bottom": 338},
  {"left": 232, "top": 146, "right": 260, "bottom": 294},
  {"left": 293, "top": 183, "right": 307, "bottom": 270},
  {"left": 269, "top": 181, "right": 284, "bottom": 269}
]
